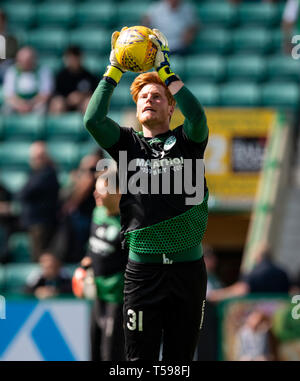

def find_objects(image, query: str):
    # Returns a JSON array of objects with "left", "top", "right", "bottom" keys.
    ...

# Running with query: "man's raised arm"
[
  {"left": 84, "top": 29, "right": 128, "bottom": 149},
  {"left": 149, "top": 29, "right": 208, "bottom": 143}
]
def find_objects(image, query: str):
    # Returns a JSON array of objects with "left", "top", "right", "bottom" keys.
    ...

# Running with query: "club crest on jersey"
[{"left": 163, "top": 136, "right": 176, "bottom": 151}]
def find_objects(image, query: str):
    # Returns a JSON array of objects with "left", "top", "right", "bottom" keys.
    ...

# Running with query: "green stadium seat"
[
  {"left": 107, "top": 111, "right": 123, "bottom": 126},
  {"left": 197, "top": 2, "right": 237, "bottom": 27},
  {"left": 79, "top": 141, "right": 100, "bottom": 159},
  {"left": 75, "top": 2, "right": 116, "bottom": 28},
  {"left": 220, "top": 82, "right": 261, "bottom": 106},
  {"left": 267, "top": 55, "right": 300, "bottom": 81},
  {"left": 0, "top": 86, "right": 3, "bottom": 109},
  {"left": 232, "top": 28, "right": 272, "bottom": 54},
  {"left": 117, "top": 2, "right": 149, "bottom": 27},
  {"left": 47, "top": 142, "right": 80, "bottom": 170},
  {"left": 0, "top": 264, "right": 5, "bottom": 292},
  {"left": 3, "top": 114, "right": 44, "bottom": 141},
  {"left": 238, "top": 3, "right": 277, "bottom": 26},
  {"left": 69, "top": 28, "right": 111, "bottom": 55},
  {"left": 2, "top": 3, "right": 36, "bottom": 29},
  {"left": 261, "top": 83, "right": 300, "bottom": 108},
  {"left": 0, "top": 142, "right": 31, "bottom": 170},
  {"left": 110, "top": 84, "right": 136, "bottom": 108},
  {"left": 83, "top": 55, "right": 107, "bottom": 76},
  {"left": 0, "top": 115, "right": 4, "bottom": 140},
  {"left": 36, "top": 3, "right": 75, "bottom": 28},
  {"left": 26, "top": 29, "right": 69, "bottom": 55},
  {"left": 271, "top": 29, "right": 284, "bottom": 53},
  {"left": 8, "top": 232, "right": 31, "bottom": 263},
  {"left": 38, "top": 55, "right": 62, "bottom": 74},
  {"left": 190, "top": 28, "right": 231, "bottom": 54},
  {"left": 169, "top": 56, "right": 186, "bottom": 80},
  {"left": 45, "top": 113, "right": 84, "bottom": 142},
  {"left": 226, "top": 55, "right": 266, "bottom": 82},
  {"left": 0, "top": 170, "right": 28, "bottom": 194},
  {"left": 185, "top": 55, "right": 225, "bottom": 82},
  {"left": 2, "top": 263, "right": 40, "bottom": 294},
  {"left": 58, "top": 171, "right": 72, "bottom": 188},
  {"left": 184, "top": 81, "right": 220, "bottom": 106}
]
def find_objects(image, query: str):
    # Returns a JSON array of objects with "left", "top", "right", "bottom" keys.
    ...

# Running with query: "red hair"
[{"left": 130, "top": 72, "right": 176, "bottom": 107}]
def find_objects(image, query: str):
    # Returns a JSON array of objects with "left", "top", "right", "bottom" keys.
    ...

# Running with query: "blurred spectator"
[
  {"left": 235, "top": 309, "right": 278, "bottom": 361},
  {"left": 49, "top": 46, "right": 98, "bottom": 114},
  {"left": 203, "top": 245, "right": 223, "bottom": 297},
  {"left": 207, "top": 243, "right": 291, "bottom": 302},
  {"left": 281, "top": 0, "right": 299, "bottom": 54},
  {"left": 142, "top": 0, "right": 199, "bottom": 55},
  {"left": 51, "top": 149, "right": 104, "bottom": 263},
  {"left": 25, "top": 252, "right": 72, "bottom": 299},
  {"left": 2, "top": 46, "right": 54, "bottom": 114},
  {"left": 18, "top": 142, "right": 60, "bottom": 262},
  {"left": 78, "top": 171, "right": 126, "bottom": 361},
  {"left": 0, "top": 9, "right": 18, "bottom": 83}
]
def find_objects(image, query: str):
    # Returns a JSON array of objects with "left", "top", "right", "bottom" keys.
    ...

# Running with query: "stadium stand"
[{"left": 0, "top": 3, "right": 299, "bottom": 358}]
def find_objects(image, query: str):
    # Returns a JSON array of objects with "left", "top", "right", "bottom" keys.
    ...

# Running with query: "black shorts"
[{"left": 123, "top": 257, "right": 207, "bottom": 361}]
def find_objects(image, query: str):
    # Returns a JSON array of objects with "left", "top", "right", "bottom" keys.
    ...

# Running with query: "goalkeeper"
[{"left": 84, "top": 27, "right": 209, "bottom": 361}]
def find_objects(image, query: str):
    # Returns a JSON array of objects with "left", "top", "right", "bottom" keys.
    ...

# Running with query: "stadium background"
[{"left": 0, "top": 0, "right": 300, "bottom": 361}]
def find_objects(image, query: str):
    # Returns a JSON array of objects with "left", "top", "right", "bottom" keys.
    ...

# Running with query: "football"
[{"left": 115, "top": 26, "right": 157, "bottom": 73}]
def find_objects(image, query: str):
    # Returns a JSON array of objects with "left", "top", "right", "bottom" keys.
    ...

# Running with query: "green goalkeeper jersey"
[{"left": 84, "top": 80, "right": 209, "bottom": 262}]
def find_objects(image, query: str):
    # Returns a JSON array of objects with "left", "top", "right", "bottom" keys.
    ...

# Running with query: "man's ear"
[{"left": 168, "top": 105, "right": 175, "bottom": 118}]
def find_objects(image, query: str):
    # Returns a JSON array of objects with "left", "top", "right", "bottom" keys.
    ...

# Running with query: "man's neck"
[{"left": 142, "top": 124, "right": 169, "bottom": 138}]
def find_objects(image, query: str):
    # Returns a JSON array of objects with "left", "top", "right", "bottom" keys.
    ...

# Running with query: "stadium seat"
[
  {"left": 185, "top": 55, "right": 225, "bottom": 82},
  {"left": 0, "top": 86, "right": 3, "bottom": 109},
  {"left": 117, "top": 2, "right": 149, "bottom": 27},
  {"left": 220, "top": 82, "right": 261, "bottom": 106},
  {"left": 8, "top": 232, "right": 31, "bottom": 263},
  {"left": 26, "top": 29, "right": 69, "bottom": 55},
  {"left": 271, "top": 29, "right": 284, "bottom": 53},
  {"left": 3, "top": 114, "right": 44, "bottom": 141},
  {"left": 107, "top": 111, "right": 123, "bottom": 126},
  {"left": 45, "top": 113, "right": 85, "bottom": 142},
  {"left": 58, "top": 171, "right": 72, "bottom": 188},
  {"left": 196, "top": 2, "right": 237, "bottom": 27},
  {"left": 2, "top": 3, "right": 36, "bottom": 29},
  {"left": 79, "top": 140, "right": 100, "bottom": 159},
  {"left": 261, "top": 83, "right": 300, "bottom": 108},
  {"left": 2, "top": 263, "right": 40, "bottom": 294},
  {"left": 266, "top": 55, "right": 300, "bottom": 82},
  {"left": 83, "top": 55, "right": 107, "bottom": 76},
  {"left": 184, "top": 81, "right": 220, "bottom": 106},
  {"left": 190, "top": 28, "right": 231, "bottom": 54},
  {"left": 238, "top": 3, "right": 277, "bottom": 26},
  {"left": 0, "top": 142, "right": 31, "bottom": 170},
  {"left": 226, "top": 55, "right": 266, "bottom": 82},
  {"left": 110, "top": 84, "right": 136, "bottom": 108},
  {"left": 69, "top": 28, "right": 111, "bottom": 55},
  {"left": 232, "top": 28, "right": 272, "bottom": 54},
  {"left": 0, "top": 115, "right": 4, "bottom": 140},
  {"left": 0, "top": 264, "right": 5, "bottom": 292},
  {"left": 0, "top": 170, "right": 28, "bottom": 194},
  {"left": 36, "top": 3, "right": 75, "bottom": 28},
  {"left": 75, "top": 2, "right": 116, "bottom": 28},
  {"left": 47, "top": 142, "right": 80, "bottom": 170},
  {"left": 169, "top": 56, "right": 186, "bottom": 81},
  {"left": 38, "top": 55, "right": 62, "bottom": 74}
]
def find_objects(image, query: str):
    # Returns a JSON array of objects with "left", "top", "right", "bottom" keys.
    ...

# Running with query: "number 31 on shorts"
[{"left": 127, "top": 309, "right": 143, "bottom": 331}]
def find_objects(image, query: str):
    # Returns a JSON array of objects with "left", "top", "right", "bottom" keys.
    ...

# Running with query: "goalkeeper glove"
[
  {"left": 103, "top": 28, "right": 128, "bottom": 86},
  {"left": 149, "top": 29, "right": 179, "bottom": 86}
]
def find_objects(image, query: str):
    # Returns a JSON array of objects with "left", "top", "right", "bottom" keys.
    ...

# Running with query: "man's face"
[{"left": 136, "top": 83, "right": 174, "bottom": 128}]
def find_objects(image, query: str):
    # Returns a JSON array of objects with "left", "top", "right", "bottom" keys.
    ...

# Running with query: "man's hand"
[
  {"left": 149, "top": 29, "right": 179, "bottom": 87},
  {"left": 103, "top": 27, "right": 128, "bottom": 86}
]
